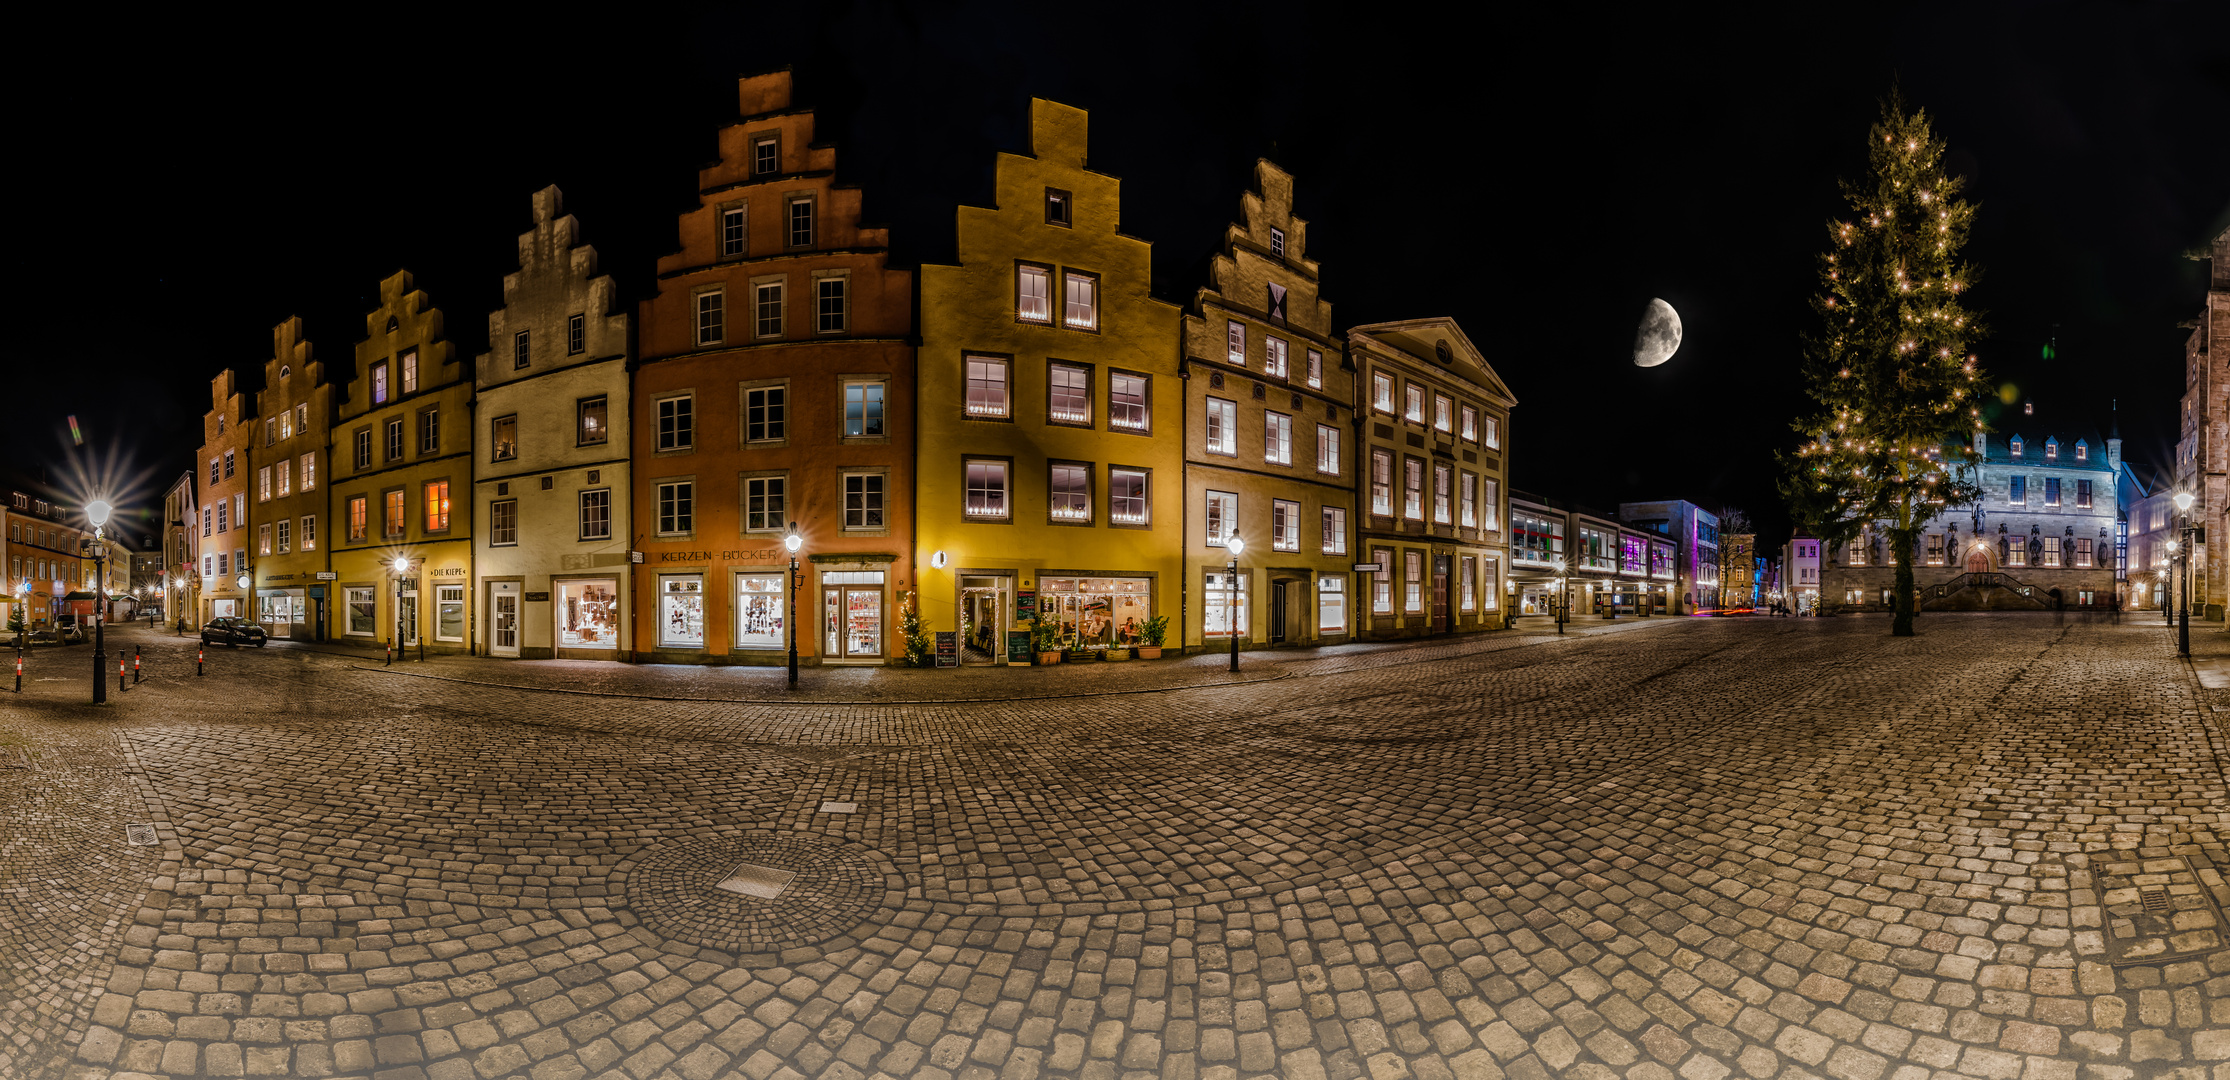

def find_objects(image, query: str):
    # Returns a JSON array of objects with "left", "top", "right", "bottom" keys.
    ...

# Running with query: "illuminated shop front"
[
  {"left": 659, "top": 576, "right": 706, "bottom": 648},
  {"left": 1044, "top": 577, "right": 1155, "bottom": 648},
  {"left": 734, "top": 573, "right": 786, "bottom": 650},
  {"left": 555, "top": 578, "right": 620, "bottom": 649},
  {"left": 821, "top": 570, "right": 886, "bottom": 660}
]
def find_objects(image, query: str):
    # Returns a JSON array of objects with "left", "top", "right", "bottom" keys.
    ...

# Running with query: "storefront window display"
[
  {"left": 1202, "top": 572, "right": 1246, "bottom": 638},
  {"left": 822, "top": 571, "right": 884, "bottom": 658},
  {"left": 258, "top": 592, "right": 300, "bottom": 635},
  {"left": 1041, "top": 577, "right": 1153, "bottom": 648},
  {"left": 1519, "top": 583, "right": 1558, "bottom": 615},
  {"left": 556, "top": 578, "right": 619, "bottom": 649},
  {"left": 735, "top": 573, "right": 786, "bottom": 650},
  {"left": 661, "top": 576, "right": 705, "bottom": 648},
  {"left": 1317, "top": 575, "right": 1346, "bottom": 633},
  {"left": 436, "top": 585, "right": 464, "bottom": 642}
]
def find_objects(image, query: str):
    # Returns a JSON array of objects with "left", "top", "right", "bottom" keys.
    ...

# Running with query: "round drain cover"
[{"left": 623, "top": 834, "right": 889, "bottom": 955}]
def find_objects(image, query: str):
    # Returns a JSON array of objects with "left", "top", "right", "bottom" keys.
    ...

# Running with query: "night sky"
[{"left": 22, "top": 5, "right": 2229, "bottom": 552}]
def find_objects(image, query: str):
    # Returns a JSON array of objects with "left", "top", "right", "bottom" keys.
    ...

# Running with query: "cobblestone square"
[{"left": 5, "top": 613, "right": 2229, "bottom": 1080}]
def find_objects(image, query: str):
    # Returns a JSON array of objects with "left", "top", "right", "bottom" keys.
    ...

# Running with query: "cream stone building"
[{"left": 474, "top": 187, "right": 634, "bottom": 659}]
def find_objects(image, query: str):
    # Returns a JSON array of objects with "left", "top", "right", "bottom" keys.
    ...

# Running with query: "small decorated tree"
[{"left": 899, "top": 591, "right": 934, "bottom": 667}]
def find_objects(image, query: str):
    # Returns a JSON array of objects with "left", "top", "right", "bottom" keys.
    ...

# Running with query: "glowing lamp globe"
[
  {"left": 1226, "top": 534, "right": 1245, "bottom": 558},
  {"left": 784, "top": 527, "right": 803, "bottom": 555},
  {"left": 392, "top": 556, "right": 409, "bottom": 573},
  {"left": 85, "top": 500, "right": 113, "bottom": 528},
  {"left": 2175, "top": 492, "right": 2196, "bottom": 513}
]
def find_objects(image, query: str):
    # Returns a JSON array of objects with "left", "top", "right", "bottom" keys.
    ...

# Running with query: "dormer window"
[
  {"left": 2045, "top": 437, "right": 2058, "bottom": 461},
  {"left": 2009, "top": 436, "right": 2022, "bottom": 459},
  {"left": 2075, "top": 440, "right": 2088, "bottom": 461}
]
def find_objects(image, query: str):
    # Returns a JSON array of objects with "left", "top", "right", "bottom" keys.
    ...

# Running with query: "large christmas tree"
[{"left": 1780, "top": 93, "right": 1988, "bottom": 636}]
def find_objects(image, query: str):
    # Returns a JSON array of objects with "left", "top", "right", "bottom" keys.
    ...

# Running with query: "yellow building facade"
[
  {"left": 1181, "top": 161, "right": 1355, "bottom": 651},
  {"left": 327, "top": 272, "right": 476, "bottom": 654},
  {"left": 916, "top": 100, "right": 1184, "bottom": 662}
]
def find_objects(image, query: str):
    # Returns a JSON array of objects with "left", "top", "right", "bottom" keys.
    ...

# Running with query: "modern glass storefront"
[
  {"left": 555, "top": 578, "right": 620, "bottom": 649},
  {"left": 822, "top": 570, "right": 885, "bottom": 659}
]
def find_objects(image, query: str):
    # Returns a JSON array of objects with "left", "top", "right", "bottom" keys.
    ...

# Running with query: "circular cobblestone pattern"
[{"left": 623, "top": 834, "right": 886, "bottom": 955}]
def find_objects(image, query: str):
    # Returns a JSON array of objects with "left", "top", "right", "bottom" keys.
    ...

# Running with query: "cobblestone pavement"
[{"left": 4, "top": 613, "right": 2229, "bottom": 1080}]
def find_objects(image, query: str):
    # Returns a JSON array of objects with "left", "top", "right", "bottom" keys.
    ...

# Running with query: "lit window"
[
  {"left": 1265, "top": 412, "right": 1292, "bottom": 465},
  {"left": 1306, "top": 349, "right": 1322, "bottom": 389},
  {"left": 1049, "top": 364, "right": 1090, "bottom": 425},
  {"left": 1433, "top": 464, "right": 1452, "bottom": 524},
  {"left": 1227, "top": 320, "right": 1246, "bottom": 365},
  {"left": 259, "top": 523, "right": 271, "bottom": 555},
  {"left": 423, "top": 480, "right": 450, "bottom": 532},
  {"left": 301, "top": 515, "right": 316, "bottom": 551},
  {"left": 1110, "top": 468, "right": 1149, "bottom": 525},
  {"left": 492, "top": 415, "right": 518, "bottom": 462},
  {"left": 1461, "top": 555, "right": 1476, "bottom": 612},
  {"left": 1322, "top": 507, "right": 1346, "bottom": 555},
  {"left": 577, "top": 397, "right": 608, "bottom": 446},
  {"left": 1405, "top": 550, "right": 1424, "bottom": 613},
  {"left": 1405, "top": 384, "right": 1424, "bottom": 423},
  {"left": 657, "top": 481, "right": 693, "bottom": 535},
  {"left": 1484, "top": 415, "right": 1500, "bottom": 449},
  {"left": 1049, "top": 464, "right": 1090, "bottom": 522},
  {"left": 965, "top": 357, "right": 1010, "bottom": 418},
  {"left": 1018, "top": 266, "right": 1051, "bottom": 324},
  {"left": 2075, "top": 537, "right": 2093, "bottom": 567},
  {"left": 696, "top": 289, "right": 724, "bottom": 346},
  {"left": 1110, "top": 371, "right": 1149, "bottom": 432},
  {"left": 279, "top": 411, "right": 293, "bottom": 440},
  {"left": 300, "top": 453, "right": 316, "bottom": 491},
  {"left": 2077, "top": 479, "right": 2092, "bottom": 508},
  {"left": 347, "top": 496, "right": 367, "bottom": 541},
  {"left": 1264, "top": 337, "right": 1288, "bottom": 379},
  {"left": 372, "top": 361, "right": 389, "bottom": 403},
  {"left": 1434, "top": 394, "right": 1452, "bottom": 432},
  {"left": 2045, "top": 438, "right": 2058, "bottom": 460},
  {"left": 658, "top": 395, "right": 694, "bottom": 451},
  {"left": 224, "top": 450, "right": 235, "bottom": 479},
  {"left": 844, "top": 474, "right": 884, "bottom": 529},
  {"left": 1373, "top": 548, "right": 1392, "bottom": 612},
  {"left": 277, "top": 460, "right": 291, "bottom": 498},
  {"left": 1205, "top": 490, "right": 1237, "bottom": 546},
  {"left": 2009, "top": 476, "right": 2026, "bottom": 506},
  {"left": 1482, "top": 479, "right": 1499, "bottom": 531},
  {"left": 1063, "top": 272, "right": 1097, "bottom": 329},
  {"left": 964, "top": 460, "right": 1009, "bottom": 519},
  {"left": 1460, "top": 472, "right": 1476, "bottom": 527},
  {"left": 1206, "top": 397, "right": 1237, "bottom": 455},
  {"left": 845, "top": 382, "right": 885, "bottom": 437},
  {"left": 2075, "top": 441, "right": 2088, "bottom": 461},
  {"left": 2007, "top": 535, "right": 2026, "bottom": 567},
  {"left": 1272, "top": 500, "right": 1300, "bottom": 551},
  {"left": 722, "top": 207, "right": 746, "bottom": 257},
  {"left": 1404, "top": 458, "right": 1424, "bottom": 520},
  {"left": 2045, "top": 478, "right": 2061, "bottom": 507},
  {"left": 1317, "top": 424, "right": 1340, "bottom": 475},
  {"left": 2041, "top": 536, "right": 2062, "bottom": 567},
  {"left": 816, "top": 277, "right": 847, "bottom": 333},
  {"left": 402, "top": 350, "right": 419, "bottom": 394},
  {"left": 2010, "top": 436, "right": 2023, "bottom": 458},
  {"left": 1372, "top": 372, "right": 1394, "bottom": 413},
  {"left": 259, "top": 466, "right": 272, "bottom": 502}
]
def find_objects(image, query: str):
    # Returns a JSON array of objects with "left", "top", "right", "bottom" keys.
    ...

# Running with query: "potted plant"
[
  {"left": 1063, "top": 631, "right": 1094, "bottom": 664},
  {"left": 1132, "top": 615, "right": 1170, "bottom": 659},
  {"left": 1027, "top": 617, "right": 1062, "bottom": 665}
]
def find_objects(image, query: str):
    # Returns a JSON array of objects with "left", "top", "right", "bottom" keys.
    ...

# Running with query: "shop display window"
[
  {"left": 1040, "top": 577, "right": 1154, "bottom": 648},
  {"left": 345, "top": 588, "right": 375, "bottom": 635},
  {"left": 1317, "top": 576, "right": 1346, "bottom": 633},
  {"left": 1203, "top": 572, "right": 1248, "bottom": 638},
  {"left": 661, "top": 576, "right": 706, "bottom": 648},
  {"left": 436, "top": 585, "right": 465, "bottom": 642},
  {"left": 736, "top": 574, "right": 786, "bottom": 649},
  {"left": 556, "top": 579, "right": 619, "bottom": 649}
]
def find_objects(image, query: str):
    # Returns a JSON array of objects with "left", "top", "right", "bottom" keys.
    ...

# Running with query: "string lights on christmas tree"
[{"left": 1777, "top": 92, "right": 1989, "bottom": 636}]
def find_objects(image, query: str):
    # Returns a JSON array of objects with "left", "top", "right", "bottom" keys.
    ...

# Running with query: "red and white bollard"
[
  {"left": 118, "top": 650, "right": 127, "bottom": 692},
  {"left": 133, "top": 649, "right": 141, "bottom": 684},
  {"left": 13, "top": 653, "right": 20, "bottom": 693},
  {"left": 196, "top": 646, "right": 204, "bottom": 677}
]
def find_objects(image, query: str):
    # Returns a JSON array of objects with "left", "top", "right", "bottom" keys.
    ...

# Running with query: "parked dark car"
[{"left": 201, "top": 616, "right": 268, "bottom": 648}]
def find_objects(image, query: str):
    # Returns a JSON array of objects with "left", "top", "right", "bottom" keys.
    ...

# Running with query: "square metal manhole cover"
[
  {"left": 125, "top": 824, "right": 158, "bottom": 846},
  {"left": 2096, "top": 853, "right": 2226, "bottom": 965},
  {"left": 714, "top": 862, "right": 795, "bottom": 899},
  {"left": 818, "top": 801, "right": 858, "bottom": 814}
]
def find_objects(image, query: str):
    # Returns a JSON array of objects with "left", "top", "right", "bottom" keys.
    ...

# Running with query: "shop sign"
[
  {"left": 934, "top": 631, "right": 958, "bottom": 667},
  {"left": 1006, "top": 630, "right": 1032, "bottom": 664},
  {"left": 654, "top": 548, "right": 787, "bottom": 564},
  {"left": 525, "top": 592, "right": 550, "bottom": 602},
  {"left": 432, "top": 567, "right": 467, "bottom": 576},
  {"left": 1016, "top": 589, "right": 1037, "bottom": 622},
  {"left": 1351, "top": 562, "right": 1379, "bottom": 572},
  {"left": 315, "top": 571, "right": 338, "bottom": 580}
]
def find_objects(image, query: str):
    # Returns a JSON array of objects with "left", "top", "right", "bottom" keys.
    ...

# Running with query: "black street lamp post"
[
  {"left": 86, "top": 500, "right": 112, "bottom": 705},
  {"left": 1554, "top": 558, "right": 1567, "bottom": 635},
  {"left": 785, "top": 522, "right": 803, "bottom": 689},
  {"left": 1225, "top": 532, "right": 1245, "bottom": 672}
]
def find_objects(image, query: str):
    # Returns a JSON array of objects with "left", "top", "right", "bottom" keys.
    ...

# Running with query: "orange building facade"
[{"left": 630, "top": 70, "right": 915, "bottom": 665}]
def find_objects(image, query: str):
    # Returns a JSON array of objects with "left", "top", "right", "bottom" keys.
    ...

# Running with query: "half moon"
[{"left": 1633, "top": 298, "right": 1682, "bottom": 367}]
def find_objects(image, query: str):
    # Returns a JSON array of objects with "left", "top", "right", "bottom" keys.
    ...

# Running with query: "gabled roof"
[{"left": 1346, "top": 318, "right": 1516, "bottom": 408}]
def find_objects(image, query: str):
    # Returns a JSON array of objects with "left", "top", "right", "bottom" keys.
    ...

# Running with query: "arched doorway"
[{"left": 1963, "top": 543, "right": 1994, "bottom": 574}]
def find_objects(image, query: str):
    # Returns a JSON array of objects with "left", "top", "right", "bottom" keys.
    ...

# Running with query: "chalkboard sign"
[
  {"left": 934, "top": 631, "right": 959, "bottom": 668},
  {"left": 1007, "top": 630, "right": 1032, "bottom": 665},
  {"left": 1015, "top": 589, "right": 1037, "bottom": 623}
]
